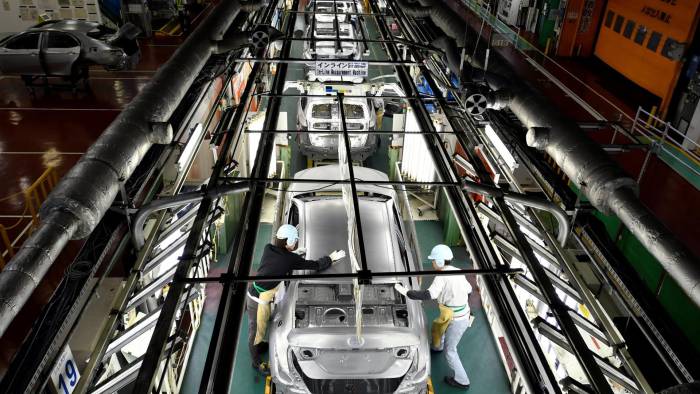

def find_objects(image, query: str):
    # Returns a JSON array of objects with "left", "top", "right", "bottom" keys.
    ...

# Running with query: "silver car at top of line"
[
  {"left": 0, "top": 20, "right": 140, "bottom": 77},
  {"left": 303, "top": 21, "right": 367, "bottom": 84},
  {"left": 268, "top": 165, "right": 430, "bottom": 394},
  {"left": 305, "top": 0, "right": 365, "bottom": 24}
]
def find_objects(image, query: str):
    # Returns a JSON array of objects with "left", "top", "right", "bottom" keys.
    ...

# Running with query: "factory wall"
[
  {"left": 0, "top": 0, "right": 103, "bottom": 33},
  {"left": 555, "top": 0, "right": 606, "bottom": 57}
]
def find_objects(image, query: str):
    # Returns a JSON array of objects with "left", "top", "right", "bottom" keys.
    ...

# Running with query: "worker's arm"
[
  {"left": 406, "top": 289, "right": 432, "bottom": 300},
  {"left": 394, "top": 284, "right": 436, "bottom": 300},
  {"left": 395, "top": 276, "right": 445, "bottom": 300},
  {"left": 289, "top": 254, "right": 332, "bottom": 271}
]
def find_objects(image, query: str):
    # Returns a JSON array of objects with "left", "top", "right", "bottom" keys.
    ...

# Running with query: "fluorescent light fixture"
[
  {"left": 485, "top": 124, "right": 517, "bottom": 170},
  {"left": 247, "top": 114, "right": 278, "bottom": 177},
  {"left": 177, "top": 123, "right": 205, "bottom": 172},
  {"left": 400, "top": 109, "right": 435, "bottom": 184}
]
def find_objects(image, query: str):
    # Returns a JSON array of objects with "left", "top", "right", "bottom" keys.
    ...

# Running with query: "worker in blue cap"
[
  {"left": 247, "top": 224, "right": 345, "bottom": 374},
  {"left": 395, "top": 244, "right": 473, "bottom": 390}
]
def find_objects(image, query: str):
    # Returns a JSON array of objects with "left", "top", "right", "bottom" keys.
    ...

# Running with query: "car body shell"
[
  {"left": 0, "top": 20, "right": 140, "bottom": 77},
  {"left": 303, "top": 22, "right": 366, "bottom": 84},
  {"left": 305, "top": 0, "right": 364, "bottom": 24},
  {"left": 295, "top": 82, "right": 379, "bottom": 161},
  {"left": 269, "top": 165, "right": 430, "bottom": 394}
]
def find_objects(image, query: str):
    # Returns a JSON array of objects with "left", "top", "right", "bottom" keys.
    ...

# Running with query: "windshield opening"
[{"left": 344, "top": 104, "right": 364, "bottom": 119}]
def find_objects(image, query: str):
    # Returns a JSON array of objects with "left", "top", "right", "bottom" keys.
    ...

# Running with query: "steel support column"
[{"left": 197, "top": 0, "right": 300, "bottom": 391}]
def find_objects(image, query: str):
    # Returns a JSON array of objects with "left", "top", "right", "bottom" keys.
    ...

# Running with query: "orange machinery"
[{"left": 594, "top": 0, "right": 700, "bottom": 116}]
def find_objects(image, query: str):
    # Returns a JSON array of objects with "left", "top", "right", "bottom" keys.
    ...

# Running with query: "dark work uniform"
[{"left": 247, "top": 244, "right": 331, "bottom": 366}]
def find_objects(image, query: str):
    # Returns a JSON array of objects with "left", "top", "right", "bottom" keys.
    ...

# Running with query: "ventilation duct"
[
  {"left": 398, "top": 0, "right": 700, "bottom": 306},
  {"left": 0, "top": 0, "right": 267, "bottom": 338}
]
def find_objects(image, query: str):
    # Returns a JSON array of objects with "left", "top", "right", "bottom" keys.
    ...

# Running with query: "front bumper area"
[{"left": 297, "top": 133, "right": 378, "bottom": 162}]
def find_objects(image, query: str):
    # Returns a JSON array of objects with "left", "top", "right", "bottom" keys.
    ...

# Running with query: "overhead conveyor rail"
[{"left": 1, "top": 0, "right": 698, "bottom": 393}]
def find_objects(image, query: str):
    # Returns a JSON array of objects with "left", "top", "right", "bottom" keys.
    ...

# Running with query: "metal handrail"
[
  {"left": 633, "top": 107, "right": 700, "bottom": 185},
  {"left": 463, "top": 0, "right": 635, "bottom": 126},
  {"left": 463, "top": 1, "right": 700, "bottom": 189},
  {"left": 0, "top": 166, "right": 58, "bottom": 269}
]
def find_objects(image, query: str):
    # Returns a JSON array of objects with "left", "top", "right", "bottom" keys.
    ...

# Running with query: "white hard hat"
[
  {"left": 276, "top": 224, "right": 299, "bottom": 246},
  {"left": 428, "top": 244, "right": 453, "bottom": 267}
]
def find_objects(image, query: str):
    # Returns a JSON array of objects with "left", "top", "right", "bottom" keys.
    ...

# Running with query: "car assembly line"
[{"left": 0, "top": 0, "right": 698, "bottom": 393}]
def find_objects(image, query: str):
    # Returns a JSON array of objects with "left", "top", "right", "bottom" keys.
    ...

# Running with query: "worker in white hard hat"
[
  {"left": 395, "top": 244, "right": 473, "bottom": 390},
  {"left": 247, "top": 224, "right": 346, "bottom": 374}
]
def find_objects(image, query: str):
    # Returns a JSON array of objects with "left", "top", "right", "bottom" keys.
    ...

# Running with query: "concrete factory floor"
[
  {"left": 180, "top": 221, "right": 512, "bottom": 394},
  {"left": 0, "top": 35, "right": 186, "bottom": 372}
]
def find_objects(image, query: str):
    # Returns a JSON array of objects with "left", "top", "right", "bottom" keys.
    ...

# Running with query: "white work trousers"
[{"left": 444, "top": 317, "right": 470, "bottom": 386}]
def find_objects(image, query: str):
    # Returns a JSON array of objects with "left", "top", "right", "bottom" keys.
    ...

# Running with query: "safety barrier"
[
  {"left": 462, "top": 1, "right": 700, "bottom": 190},
  {"left": 0, "top": 166, "right": 59, "bottom": 270},
  {"left": 633, "top": 107, "right": 700, "bottom": 188}
]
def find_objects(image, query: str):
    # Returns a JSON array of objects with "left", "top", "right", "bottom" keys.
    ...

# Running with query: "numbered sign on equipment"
[{"left": 49, "top": 345, "right": 80, "bottom": 394}]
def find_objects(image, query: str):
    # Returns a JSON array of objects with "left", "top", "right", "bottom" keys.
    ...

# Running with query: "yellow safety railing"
[{"left": 0, "top": 166, "right": 59, "bottom": 270}]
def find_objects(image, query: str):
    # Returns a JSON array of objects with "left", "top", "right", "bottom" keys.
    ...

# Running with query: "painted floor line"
[
  {"left": 91, "top": 69, "right": 158, "bottom": 74},
  {"left": 0, "top": 75, "right": 151, "bottom": 80},
  {"left": 0, "top": 151, "right": 84, "bottom": 155},
  {"left": 88, "top": 77, "right": 151, "bottom": 80},
  {"left": 0, "top": 107, "right": 122, "bottom": 111}
]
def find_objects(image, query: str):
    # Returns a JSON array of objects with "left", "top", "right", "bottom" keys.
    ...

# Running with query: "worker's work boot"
[
  {"left": 256, "top": 341, "right": 269, "bottom": 353},
  {"left": 444, "top": 376, "right": 470, "bottom": 390},
  {"left": 253, "top": 361, "right": 271, "bottom": 375}
]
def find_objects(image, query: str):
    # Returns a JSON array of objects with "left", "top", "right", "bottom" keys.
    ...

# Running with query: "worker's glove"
[
  {"left": 316, "top": 256, "right": 332, "bottom": 271},
  {"left": 394, "top": 283, "right": 408, "bottom": 296},
  {"left": 329, "top": 250, "right": 346, "bottom": 262},
  {"left": 293, "top": 247, "right": 306, "bottom": 256}
]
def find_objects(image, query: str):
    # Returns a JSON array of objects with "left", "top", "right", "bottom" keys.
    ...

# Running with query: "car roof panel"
[
  {"left": 31, "top": 20, "right": 101, "bottom": 33},
  {"left": 303, "top": 198, "right": 402, "bottom": 275}
]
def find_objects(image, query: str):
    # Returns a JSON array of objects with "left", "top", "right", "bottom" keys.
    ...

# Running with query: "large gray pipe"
[
  {"left": 399, "top": 0, "right": 700, "bottom": 306},
  {"left": 0, "top": 0, "right": 264, "bottom": 338}
]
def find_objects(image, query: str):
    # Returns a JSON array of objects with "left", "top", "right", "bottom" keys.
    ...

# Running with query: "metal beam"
[
  {"left": 372, "top": 2, "right": 561, "bottom": 392},
  {"left": 198, "top": 1, "right": 300, "bottom": 391},
  {"left": 387, "top": 2, "right": 613, "bottom": 391},
  {"left": 177, "top": 266, "right": 524, "bottom": 283}
]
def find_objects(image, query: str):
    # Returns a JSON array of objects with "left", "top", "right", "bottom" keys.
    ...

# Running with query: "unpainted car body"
[
  {"left": 305, "top": 0, "right": 364, "bottom": 24},
  {"left": 303, "top": 22, "right": 367, "bottom": 84},
  {"left": 295, "top": 82, "right": 377, "bottom": 161},
  {"left": 289, "top": 81, "right": 405, "bottom": 161},
  {"left": 0, "top": 20, "right": 140, "bottom": 78},
  {"left": 269, "top": 165, "right": 430, "bottom": 394}
]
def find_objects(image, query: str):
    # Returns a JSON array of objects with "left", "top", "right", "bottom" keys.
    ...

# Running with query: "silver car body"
[
  {"left": 307, "top": 0, "right": 364, "bottom": 24},
  {"left": 0, "top": 20, "right": 140, "bottom": 77},
  {"left": 295, "top": 82, "right": 378, "bottom": 161},
  {"left": 304, "top": 22, "right": 365, "bottom": 84},
  {"left": 269, "top": 165, "right": 430, "bottom": 394}
]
